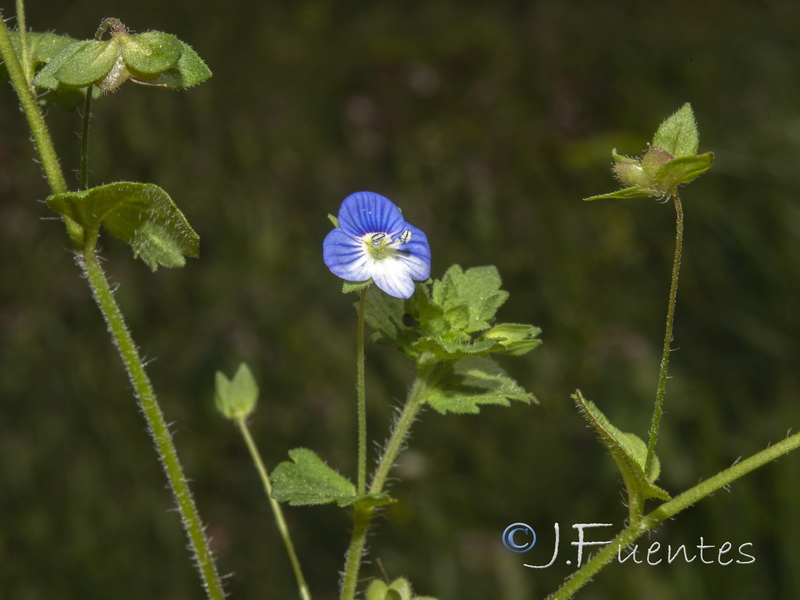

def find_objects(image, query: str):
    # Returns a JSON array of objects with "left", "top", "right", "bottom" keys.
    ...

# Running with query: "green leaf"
[
  {"left": 148, "top": 40, "right": 212, "bottom": 88},
  {"left": 433, "top": 265, "right": 508, "bottom": 333},
  {"left": 271, "top": 448, "right": 355, "bottom": 506},
  {"left": 46, "top": 182, "right": 199, "bottom": 271},
  {"left": 119, "top": 31, "right": 182, "bottom": 75},
  {"left": 656, "top": 152, "right": 715, "bottom": 192},
  {"left": 53, "top": 40, "right": 118, "bottom": 87},
  {"left": 214, "top": 363, "right": 259, "bottom": 421},
  {"left": 364, "top": 285, "right": 407, "bottom": 343},
  {"left": 574, "top": 390, "right": 669, "bottom": 501},
  {"left": 583, "top": 186, "right": 658, "bottom": 201},
  {"left": 271, "top": 448, "right": 395, "bottom": 508},
  {"left": 427, "top": 357, "right": 535, "bottom": 415},
  {"left": 652, "top": 103, "right": 699, "bottom": 158}
]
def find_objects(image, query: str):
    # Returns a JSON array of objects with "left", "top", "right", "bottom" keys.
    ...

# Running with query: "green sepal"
[
  {"left": 427, "top": 357, "right": 535, "bottom": 415},
  {"left": 32, "top": 30, "right": 211, "bottom": 92},
  {"left": 0, "top": 32, "right": 95, "bottom": 109},
  {"left": 343, "top": 280, "right": 372, "bottom": 294},
  {"left": 0, "top": 31, "right": 79, "bottom": 78},
  {"left": 482, "top": 323, "right": 543, "bottom": 356},
  {"left": 48, "top": 40, "right": 118, "bottom": 88},
  {"left": 119, "top": 31, "right": 181, "bottom": 75},
  {"left": 33, "top": 40, "right": 95, "bottom": 89},
  {"left": 146, "top": 41, "right": 212, "bottom": 88},
  {"left": 652, "top": 103, "right": 699, "bottom": 158},
  {"left": 46, "top": 182, "right": 199, "bottom": 271},
  {"left": 271, "top": 448, "right": 395, "bottom": 508},
  {"left": 583, "top": 186, "right": 657, "bottom": 201},
  {"left": 655, "top": 152, "right": 714, "bottom": 191},
  {"left": 327, "top": 214, "right": 339, "bottom": 227},
  {"left": 214, "top": 363, "right": 259, "bottom": 421},
  {"left": 366, "top": 577, "right": 438, "bottom": 600},
  {"left": 611, "top": 148, "right": 637, "bottom": 163},
  {"left": 573, "top": 390, "right": 670, "bottom": 501}
]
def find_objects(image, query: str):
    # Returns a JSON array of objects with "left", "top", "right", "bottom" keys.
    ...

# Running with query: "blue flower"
[{"left": 323, "top": 191, "right": 431, "bottom": 299}]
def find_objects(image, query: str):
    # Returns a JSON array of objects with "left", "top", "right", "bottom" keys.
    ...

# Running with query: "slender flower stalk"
[
  {"left": 356, "top": 288, "right": 368, "bottom": 495},
  {"left": 236, "top": 417, "right": 311, "bottom": 600},
  {"left": 14, "top": 0, "right": 31, "bottom": 84},
  {"left": 644, "top": 193, "right": 684, "bottom": 477}
]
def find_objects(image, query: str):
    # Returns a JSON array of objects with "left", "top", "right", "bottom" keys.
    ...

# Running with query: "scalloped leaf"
[
  {"left": 433, "top": 265, "right": 508, "bottom": 333},
  {"left": 46, "top": 182, "right": 199, "bottom": 271},
  {"left": 427, "top": 357, "right": 535, "bottom": 415},
  {"left": 574, "top": 390, "right": 669, "bottom": 501},
  {"left": 271, "top": 448, "right": 395, "bottom": 508},
  {"left": 652, "top": 103, "right": 699, "bottom": 158}
]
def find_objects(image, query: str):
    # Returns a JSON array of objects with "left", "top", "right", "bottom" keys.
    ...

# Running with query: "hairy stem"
[
  {"left": 14, "top": 0, "right": 31, "bottom": 83},
  {"left": 0, "top": 15, "right": 68, "bottom": 195},
  {"left": 644, "top": 193, "right": 684, "bottom": 477},
  {"left": 340, "top": 371, "right": 432, "bottom": 600},
  {"left": 80, "top": 86, "right": 93, "bottom": 190},
  {"left": 356, "top": 289, "right": 367, "bottom": 495},
  {"left": 81, "top": 235, "right": 226, "bottom": 600},
  {"left": 237, "top": 418, "right": 311, "bottom": 600},
  {"left": 549, "top": 431, "right": 800, "bottom": 600}
]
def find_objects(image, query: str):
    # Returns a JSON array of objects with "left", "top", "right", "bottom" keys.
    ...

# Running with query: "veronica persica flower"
[{"left": 323, "top": 192, "right": 431, "bottom": 299}]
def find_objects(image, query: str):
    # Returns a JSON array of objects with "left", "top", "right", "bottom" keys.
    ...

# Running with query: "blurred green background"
[{"left": 2, "top": 0, "right": 799, "bottom": 598}]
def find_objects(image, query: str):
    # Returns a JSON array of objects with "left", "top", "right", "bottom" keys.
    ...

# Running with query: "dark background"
[{"left": 2, "top": 0, "right": 799, "bottom": 598}]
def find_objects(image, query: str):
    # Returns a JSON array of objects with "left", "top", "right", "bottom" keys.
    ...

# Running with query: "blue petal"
[
  {"left": 370, "top": 260, "right": 417, "bottom": 299},
  {"left": 397, "top": 223, "right": 431, "bottom": 281},
  {"left": 337, "top": 191, "right": 405, "bottom": 237},
  {"left": 323, "top": 228, "right": 372, "bottom": 281}
]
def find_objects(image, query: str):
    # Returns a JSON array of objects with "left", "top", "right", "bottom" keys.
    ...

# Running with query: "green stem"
[
  {"left": 356, "top": 289, "right": 368, "bottom": 495},
  {"left": 80, "top": 86, "right": 93, "bottom": 190},
  {"left": 14, "top": 0, "right": 31, "bottom": 83},
  {"left": 548, "top": 431, "right": 800, "bottom": 600},
  {"left": 0, "top": 15, "right": 68, "bottom": 195},
  {"left": 644, "top": 193, "right": 684, "bottom": 478},
  {"left": 236, "top": 418, "right": 311, "bottom": 600},
  {"left": 340, "top": 372, "right": 432, "bottom": 600},
  {"left": 81, "top": 234, "right": 226, "bottom": 600},
  {"left": 0, "top": 14, "right": 83, "bottom": 243},
  {"left": 3, "top": 8, "right": 224, "bottom": 598}
]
